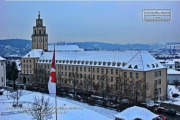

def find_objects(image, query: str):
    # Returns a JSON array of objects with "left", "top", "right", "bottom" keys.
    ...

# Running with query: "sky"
[{"left": 0, "top": 0, "right": 179, "bottom": 44}]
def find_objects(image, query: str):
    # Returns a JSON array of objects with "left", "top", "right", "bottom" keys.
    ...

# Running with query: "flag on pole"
[{"left": 48, "top": 47, "right": 56, "bottom": 96}]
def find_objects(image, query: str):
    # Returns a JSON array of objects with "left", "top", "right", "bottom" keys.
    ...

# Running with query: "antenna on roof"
[{"left": 38, "top": 11, "right": 40, "bottom": 19}]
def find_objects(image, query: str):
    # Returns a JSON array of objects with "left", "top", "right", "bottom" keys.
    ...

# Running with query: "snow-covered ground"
[
  {"left": 0, "top": 85, "right": 179, "bottom": 120},
  {"left": 164, "top": 85, "right": 180, "bottom": 106},
  {"left": 0, "top": 90, "right": 118, "bottom": 120}
]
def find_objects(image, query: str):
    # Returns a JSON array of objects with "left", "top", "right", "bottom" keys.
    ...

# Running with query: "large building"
[
  {"left": 0, "top": 56, "right": 6, "bottom": 87},
  {"left": 19, "top": 13, "right": 167, "bottom": 101}
]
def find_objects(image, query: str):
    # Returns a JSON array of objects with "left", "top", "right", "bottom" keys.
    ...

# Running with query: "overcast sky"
[{"left": 0, "top": 1, "right": 179, "bottom": 44}]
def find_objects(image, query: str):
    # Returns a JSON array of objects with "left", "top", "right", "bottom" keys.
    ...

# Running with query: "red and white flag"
[{"left": 48, "top": 47, "right": 56, "bottom": 96}]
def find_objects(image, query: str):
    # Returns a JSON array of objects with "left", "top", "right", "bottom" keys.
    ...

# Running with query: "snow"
[
  {"left": 23, "top": 49, "right": 43, "bottom": 58},
  {"left": 167, "top": 69, "right": 180, "bottom": 75},
  {"left": 166, "top": 85, "right": 180, "bottom": 106},
  {"left": 48, "top": 45, "right": 84, "bottom": 51},
  {"left": 35, "top": 50, "right": 165, "bottom": 71},
  {"left": 0, "top": 90, "right": 118, "bottom": 120},
  {"left": 0, "top": 56, "right": 6, "bottom": 61},
  {"left": 114, "top": 106, "right": 158, "bottom": 120}
]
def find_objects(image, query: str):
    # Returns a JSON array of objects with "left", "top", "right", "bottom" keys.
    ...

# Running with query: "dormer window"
[
  {"left": 108, "top": 62, "right": 111, "bottom": 66},
  {"left": 74, "top": 60, "right": 77, "bottom": 64},
  {"left": 49, "top": 60, "right": 51, "bottom": 63},
  {"left": 117, "top": 62, "right": 121, "bottom": 66},
  {"left": 122, "top": 62, "right": 126, "bottom": 67},
  {"left": 147, "top": 64, "right": 150, "bottom": 68},
  {"left": 86, "top": 61, "right": 89, "bottom": 64},
  {"left": 70, "top": 60, "right": 73, "bottom": 64},
  {"left": 63, "top": 60, "right": 65, "bottom": 63},
  {"left": 66, "top": 60, "right": 69, "bottom": 63},
  {"left": 56, "top": 60, "right": 58, "bottom": 63},
  {"left": 103, "top": 62, "right": 106, "bottom": 66},
  {"left": 112, "top": 62, "right": 116, "bottom": 66},
  {"left": 82, "top": 61, "right": 85, "bottom": 64},
  {"left": 94, "top": 61, "right": 97, "bottom": 65},
  {"left": 98, "top": 62, "right": 102, "bottom": 65},
  {"left": 59, "top": 60, "right": 62, "bottom": 63},
  {"left": 90, "top": 61, "right": 93, "bottom": 65},
  {"left": 134, "top": 65, "right": 138, "bottom": 69},
  {"left": 156, "top": 63, "right": 158, "bottom": 67},
  {"left": 46, "top": 60, "right": 48, "bottom": 62},
  {"left": 128, "top": 65, "right": 132, "bottom": 68},
  {"left": 78, "top": 61, "right": 80, "bottom": 64},
  {"left": 152, "top": 64, "right": 155, "bottom": 68}
]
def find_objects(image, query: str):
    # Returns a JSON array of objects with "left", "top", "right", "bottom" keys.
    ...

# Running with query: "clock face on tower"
[
  {"left": 39, "top": 38, "right": 42, "bottom": 42},
  {"left": 33, "top": 38, "right": 36, "bottom": 42},
  {"left": 45, "top": 39, "right": 47, "bottom": 42}
]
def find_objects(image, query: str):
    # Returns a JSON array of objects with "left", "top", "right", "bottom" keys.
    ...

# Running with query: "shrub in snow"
[{"left": 28, "top": 95, "right": 54, "bottom": 120}]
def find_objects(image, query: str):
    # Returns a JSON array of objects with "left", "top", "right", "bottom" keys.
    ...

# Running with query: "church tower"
[{"left": 31, "top": 12, "right": 48, "bottom": 51}]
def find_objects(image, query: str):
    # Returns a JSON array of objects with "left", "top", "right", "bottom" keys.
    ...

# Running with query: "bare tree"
[
  {"left": 28, "top": 95, "right": 54, "bottom": 120},
  {"left": 35, "top": 67, "right": 48, "bottom": 91},
  {"left": 9, "top": 89, "right": 25, "bottom": 107},
  {"left": 96, "top": 74, "right": 109, "bottom": 106}
]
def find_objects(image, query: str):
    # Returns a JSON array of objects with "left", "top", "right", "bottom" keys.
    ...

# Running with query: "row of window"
[
  {"left": 23, "top": 64, "right": 32, "bottom": 68},
  {"left": 23, "top": 60, "right": 32, "bottom": 63},
  {"left": 39, "top": 59, "right": 124, "bottom": 67},
  {"left": 124, "top": 72, "right": 139, "bottom": 79}
]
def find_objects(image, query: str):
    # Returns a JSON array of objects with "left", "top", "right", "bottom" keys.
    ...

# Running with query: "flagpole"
[{"left": 55, "top": 95, "right": 57, "bottom": 120}]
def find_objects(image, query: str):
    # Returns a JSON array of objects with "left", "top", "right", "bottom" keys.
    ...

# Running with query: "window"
[
  {"left": 97, "top": 75, "right": 99, "bottom": 80},
  {"left": 117, "top": 62, "right": 121, "bottom": 66},
  {"left": 30, "top": 60, "right": 31, "bottom": 63},
  {"left": 106, "top": 69, "right": 108, "bottom": 74},
  {"left": 76, "top": 67, "right": 78, "bottom": 71},
  {"left": 84, "top": 67, "right": 86, "bottom": 72},
  {"left": 93, "top": 68, "right": 95, "bottom": 72},
  {"left": 30, "top": 65, "right": 31, "bottom": 68},
  {"left": 39, "top": 30, "right": 41, "bottom": 34},
  {"left": 116, "top": 69, "right": 118, "bottom": 75},
  {"left": 1, "top": 77, "right": 3, "bottom": 82},
  {"left": 111, "top": 69, "right": 113, "bottom": 74},
  {"left": 61, "top": 66, "right": 63, "bottom": 70},
  {"left": 26, "top": 60, "right": 28, "bottom": 63},
  {"left": 103, "top": 62, "right": 106, "bottom": 66},
  {"left": 93, "top": 75, "right": 95, "bottom": 79},
  {"left": 124, "top": 72, "right": 127, "bottom": 78},
  {"left": 90, "top": 61, "right": 93, "bottom": 65},
  {"left": 69, "top": 66, "right": 71, "bottom": 70},
  {"left": 98, "top": 62, "right": 101, "bottom": 65},
  {"left": 80, "top": 67, "right": 82, "bottom": 72},
  {"left": 169, "top": 66, "right": 172, "bottom": 69},
  {"left": 26, "top": 65, "right": 28, "bottom": 68},
  {"left": 27, "top": 70, "right": 28, "bottom": 74},
  {"left": 88, "top": 74, "right": 90, "bottom": 79},
  {"left": 30, "top": 70, "right": 31, "bottom": 74},
  {"left": 130, "top": 72, "right": 133, "bottom": 78},
  {"left": 154, "top": 71, "right": 157, "bottom": 77},
  {"left": 101, "top": 68, "right": 104, "bottom": 74},
  {"left": 94, "top": 61, "right": 97, "bottom": 65},
  {"left": 88, "top": 67, "right": 91, "bottom": 72},
  {"left": 78, "top": 61, "right": 80, "bottom": 64},
  {"left": 108, "top": 62, "right": 111, "bottom": 66},
  {"left": 158, "top": 71, "right": 161, "bottom": 77},
  {"left": 158, "top": 88, "right": 161, "bottom": 94},
  {"left": 112, "top": 62, "right": 116, "bottom": 66},
  {"left": 97, "top": 68, "right": 99, "bottom": 73},
  {"left": 158, "top": 79, "right": 161, "bottom": 85},
  {"left": 111, "top": 77, "right": 113, "bottom": 82},
  {"left": 136, "top": 73, "right": 139, "bottom": 79}
]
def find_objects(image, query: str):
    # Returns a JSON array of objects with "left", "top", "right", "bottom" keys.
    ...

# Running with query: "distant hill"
[
  {"left": 67, "top": 42, "right": 159, "bottom": 51},
  {"left": 0, "top": 39, "right": 31, "bottom": 57},
  {"left": 0, "top": 39, "right": 163, "bottom": 57}
]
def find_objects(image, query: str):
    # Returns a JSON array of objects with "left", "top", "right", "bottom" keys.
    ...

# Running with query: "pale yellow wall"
[{"left": 145, "top": 68, "right": 167, "bottom": 100}]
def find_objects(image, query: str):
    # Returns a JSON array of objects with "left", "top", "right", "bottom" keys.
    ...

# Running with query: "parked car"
[
  {"left": 163, "top": 109, "right": 176, "bottom": 115},
  {"left": 155, "top": 107, "right": 165, "bottom": 113},
  {"left": 158, "top": 114, "right": 167, "bottom": 120},
  {"left": 107, "top": 102, "right": 116, "bottom": 109},
  {"left": 96, "top": 100, "right": 103, "bottom": 106},
  {"left": 154, "top": 114, "right": 167, "bottom": 120}
]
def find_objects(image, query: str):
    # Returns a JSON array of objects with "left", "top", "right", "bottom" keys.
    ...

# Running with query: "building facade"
[
  {"left": 0, "top": 56, "right": 6, "bottom": 87},
  {"left": 19, "top": 13, "right": 167, "bottom": 101}
]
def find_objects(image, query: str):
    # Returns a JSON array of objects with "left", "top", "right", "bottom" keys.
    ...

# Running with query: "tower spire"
[{"left": 38, "top": 11, "right": 40, "bottom": 19}]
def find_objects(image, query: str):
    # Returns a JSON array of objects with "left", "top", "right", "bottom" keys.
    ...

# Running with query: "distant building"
[
  {"left": 19, "top": 13, "right": 167, "bottom": 101},
  {"left": 158, "top": 59, "right": 180, "bottom": 71},
  {"left": 0, "top": 56, "right": 6, "bottom": 87},
  {"left": 167, "top": 69, "right": 180, "bottom": 84}
]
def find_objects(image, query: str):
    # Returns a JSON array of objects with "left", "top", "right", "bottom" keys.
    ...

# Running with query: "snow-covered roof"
[
  {"left": 158, "top": 59, "right": 180, "bottom": 65},
  {"left": 114, "top": 106, "right": 158, "bottom": 120},
  {"left": 0, "top": 56, "right": 6, "bottom": 61},
  {"left": 37, "top": 51, "right": 165, "bottom": 71},
  {"left": 48, "top": 45, "right": 84, "bottom": 52},
  {"left": 22, "top": 49, "right": 44, "bottom": 58},
  {"left": 167, "top": 69, "right": 180, "bottom": 75}
]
